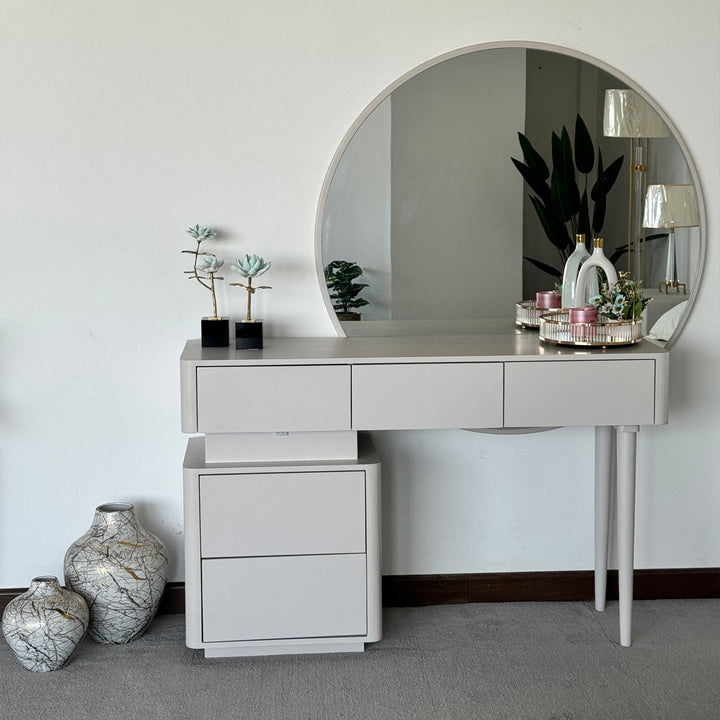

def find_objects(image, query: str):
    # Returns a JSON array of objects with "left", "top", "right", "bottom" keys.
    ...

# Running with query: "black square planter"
[
  {"left": 201, "top": 317, "right": 230, "bottom": 347},
  {"left": 235, "top": 320, "right": 263, "bottom": 350}
]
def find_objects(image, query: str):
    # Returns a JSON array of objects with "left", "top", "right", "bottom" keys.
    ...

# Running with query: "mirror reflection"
[{"left": 319, "top": 46, "right": 701, "bottom": 341}]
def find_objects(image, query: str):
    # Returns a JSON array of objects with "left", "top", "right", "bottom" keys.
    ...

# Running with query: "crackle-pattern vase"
[
  {"left": 63, "top": 502, "right": 168, "bottom": 644},
  {"left": 2, "top": 575, "right": 89, "bottom": 671}
]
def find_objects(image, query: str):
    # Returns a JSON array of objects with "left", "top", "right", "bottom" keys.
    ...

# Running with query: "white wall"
[{"left": 1, "top": 1, "right": 717, "bottom": 585}]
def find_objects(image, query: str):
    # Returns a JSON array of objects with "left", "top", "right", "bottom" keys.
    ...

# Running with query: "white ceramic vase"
[
  {"left": 2, "top": 575, "right": 89, "bottom": 671},
  {"left": 574, "top": 238, "right": 617, "bottom": 307},
  {"left": 64, "top": 502, "right": 168, "bottom": 644}
]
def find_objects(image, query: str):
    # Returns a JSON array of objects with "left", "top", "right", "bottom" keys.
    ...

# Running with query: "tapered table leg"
[
  {"left": 616, "top": 425, "right": 639, "bottom": 647},
  {"left": 594, "top": 426, "right": 613, "bottom": 612}
]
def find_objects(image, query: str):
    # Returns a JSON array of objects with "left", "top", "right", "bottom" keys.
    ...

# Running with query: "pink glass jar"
[
  {"left": 569, "top": 306, "right": 598, "bottom": 341},
  {"left": 536, "top": 290, "right": 561, "bottom": 309},
  {"left": 568, "top": 306, "right": 598, "bottom": 323}
]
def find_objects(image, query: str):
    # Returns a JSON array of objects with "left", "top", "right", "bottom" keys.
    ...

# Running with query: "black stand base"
[
  {"left": 235, "top": 320, "right": 263, "bottom": 350},
  {"left": 201, "top": 317, "right": 230, "bottom": 347}
]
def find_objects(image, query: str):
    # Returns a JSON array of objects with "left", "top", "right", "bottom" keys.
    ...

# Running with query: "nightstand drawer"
[
  {"left": 352, "top": 362, "right": 504, "bottom": 429},
  {"left": 199, "top": 471, "right": 366, "bottom": 557},
  {"left": 504, "top": 360, "right": 656, "bottom": 426},
  {"left": 196, "top": 365, "right": 351, "bottom": 433},
  {"left": 202, "top": 554, "right": 367, "bottom": 642}
]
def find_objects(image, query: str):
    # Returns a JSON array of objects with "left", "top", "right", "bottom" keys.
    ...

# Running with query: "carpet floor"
[{"left": 1, "top": 600, "right": 718, "bottom": 720}]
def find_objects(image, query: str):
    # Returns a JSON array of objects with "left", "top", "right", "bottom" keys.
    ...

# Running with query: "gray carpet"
[{"left": 1, "top": 600, "right": 718, "bottom": 720}]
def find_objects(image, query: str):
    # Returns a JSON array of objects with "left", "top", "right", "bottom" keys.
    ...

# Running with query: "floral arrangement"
[
  {"left": 183, "top": 225, "right": 224, "bottom": 319},
  {"left": 230, "top": 254, "right": 272, "bottom": 322},
  {"left": 589, "top": 272, "right": 650, "bottom": 320}
]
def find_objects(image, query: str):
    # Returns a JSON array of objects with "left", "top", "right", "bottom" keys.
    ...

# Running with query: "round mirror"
[{"left": 315, "top": 42, "right": 705, "bottom": 347}]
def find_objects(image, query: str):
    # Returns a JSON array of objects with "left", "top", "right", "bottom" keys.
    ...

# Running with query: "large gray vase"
[
  {"left": 2, "top": 575, "right": 89, "bottom": 671},
  {"left": 64, "top": 502, "right": 168, "bottom": 644}
]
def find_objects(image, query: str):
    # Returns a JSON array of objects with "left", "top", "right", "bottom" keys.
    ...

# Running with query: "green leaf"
[
  {"left": 577, "top": 189, "right": 590, "bottom": 238},
  {"left": 511, "top": 157, "right": 551, "bottom": 204},
  {"left": 523, "top": 255, "right": 563, "bottom": 280},
  {"left": 574, "top": 114, "right": 595, "bottom": 174},
  {"left": 517, "top": 132, "right": 549, "bottom": 180},
  {"left": 591, "top": 150, "right": 607, "bottom": 233}
]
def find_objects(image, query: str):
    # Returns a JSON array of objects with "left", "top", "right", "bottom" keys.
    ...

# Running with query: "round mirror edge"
[{"left": 314, "top": 40, "right": 707, "bottom": 346}]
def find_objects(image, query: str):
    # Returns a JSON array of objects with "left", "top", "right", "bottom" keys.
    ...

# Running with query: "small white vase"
[
  {"left": 2, "top": 576, "right": 88, "bottom": 671},
  {"left": 574, "top": 238, "right": 617, "bottom": 307},
  {"left": 561, "top": 234, "right": 591, "bottom": 308},
  {"left": 64, "top": 502, "right": 168, "bottom": 644}
]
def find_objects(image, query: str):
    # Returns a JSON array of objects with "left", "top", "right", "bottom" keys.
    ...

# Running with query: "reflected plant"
[
  {"left": 229, "top": 254, "right": 272, "bottom": 322},
  {"left": 182, "top": 225, "right": 224, "bottom": 319}
]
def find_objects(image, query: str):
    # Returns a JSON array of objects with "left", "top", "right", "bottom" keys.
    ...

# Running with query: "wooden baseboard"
[
  {"left": 2, "top": 570, "right": 717, "bottom": 616},
  {"left": 382, "top": 568, "right": 720, "bottom": 606}
]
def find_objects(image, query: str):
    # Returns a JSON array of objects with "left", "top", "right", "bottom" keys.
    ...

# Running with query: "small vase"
[
  {"left": 64, "top": 502, "right": 168, "bottom": 644},
  {"left": 574, "top": 238, "right": 616, "bottom": 307},
  {"left": 561, "top": 234, "right": 591, "bottom": 307},
  {"left": 2, "top": 576, "right": 88, "bottom": 671}
]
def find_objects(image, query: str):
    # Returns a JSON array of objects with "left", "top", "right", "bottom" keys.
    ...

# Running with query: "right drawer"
[
  {"left": 504, "top": 360, "right": 656, "bottom": 427},
  {"left": 199, "top": 471, "right": 366, "bottom": 558}
]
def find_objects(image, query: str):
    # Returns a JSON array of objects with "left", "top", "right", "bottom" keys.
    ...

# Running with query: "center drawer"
[
  {"left": 199, "top": 471, "right": 366, "bottom": 558},
  {"left": 352, "top": 362, "right": 504, "bottom": 430}
]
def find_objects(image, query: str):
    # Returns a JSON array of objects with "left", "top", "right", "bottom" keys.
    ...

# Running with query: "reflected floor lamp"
[
  {"left": 642, "top": 184, "right": 699, "bottom": 293},
  {"left": 603, "top": 89, "right": 670, "bottom": 283}
]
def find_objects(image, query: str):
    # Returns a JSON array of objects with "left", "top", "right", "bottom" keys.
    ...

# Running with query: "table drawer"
[
  {"left": 200, "top": 471, "right": 366, "bottom": 558},
  {"left": 201, "top": 554, "right": 367, "bottom": 642},
  {"left": 352, "top": 363, "right": 504, "bottom": 429},
  {"left": 504, "top": 360, "right": 656, "bottom": 426},
  {"left": 196, "top": 365, "right": 351, "bottom": 433}
]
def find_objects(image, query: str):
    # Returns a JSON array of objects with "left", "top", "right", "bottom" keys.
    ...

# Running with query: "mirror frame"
[{"left": 314, "top": 41, "right": 706, "bottom": 348}]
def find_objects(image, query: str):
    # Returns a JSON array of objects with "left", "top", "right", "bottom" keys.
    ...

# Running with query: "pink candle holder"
[
  {"left": 569, "top": 306, "right": 598, "bottom": 341},
  {"left": 536, "top": 290, "right": 561, "bottom": 309}
]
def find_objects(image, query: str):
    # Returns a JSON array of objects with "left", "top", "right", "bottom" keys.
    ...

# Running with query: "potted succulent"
[
  {"left": 182, "top": 224, "right": 229, "bottom": 347},
  {"left": 229, "top": 254, "right": 272, "bottom": 350},
  {"left": 324, "top": 260, "right": 369, "bottom": 321}
]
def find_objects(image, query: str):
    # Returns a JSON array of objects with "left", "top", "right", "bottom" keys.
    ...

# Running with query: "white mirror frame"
[{"left": 314, "top": 40, "right": 706, "bottom": 348}]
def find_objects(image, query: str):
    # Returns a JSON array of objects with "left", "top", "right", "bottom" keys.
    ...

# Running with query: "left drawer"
[
  {"left": 195, "top": 365, "right": 351, "bottom": 433},
  {"left": 199, "top": 471, "right": 366, "bottom": 558}
]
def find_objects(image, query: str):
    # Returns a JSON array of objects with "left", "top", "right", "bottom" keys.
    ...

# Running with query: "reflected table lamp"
[
  {"left": 603, "top": 89, "right": 670, "bottom": 283},
  {"left": 642, "top": 184, "right": 699, "bottom": 294}
]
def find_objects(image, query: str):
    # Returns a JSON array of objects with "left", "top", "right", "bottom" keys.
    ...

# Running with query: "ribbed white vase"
[{"left": 64, "top": 502, "right": 168, "bottom": 644}]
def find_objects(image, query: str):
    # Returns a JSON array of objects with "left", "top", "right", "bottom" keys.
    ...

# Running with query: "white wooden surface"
[
  {"left": 200, "top": 471, "right": 366, "bottom": 557},
  {"left": 201, "top": 554, "right": 367, "bottom": 642},
  {"left": 504, "top": 360, "right": 657, "bottom": 427},
  {"left": 196, "top": 365, "right": 351, "bottom": 433},
  {"left": 352, "top": 362, "right": 503, "bottom": 429}
]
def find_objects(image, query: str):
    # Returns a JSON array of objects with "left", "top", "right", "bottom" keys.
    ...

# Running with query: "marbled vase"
[
  {"left": 2, "top": 576, "right": 89, "bottom": 671},
  {"left": 63, "top": 502, "right": 168, "bottom": 644}
]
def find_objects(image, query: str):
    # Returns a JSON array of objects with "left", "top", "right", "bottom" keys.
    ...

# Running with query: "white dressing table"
[{"left": 180, "top": 330, "right": 669, "bottom": 654}]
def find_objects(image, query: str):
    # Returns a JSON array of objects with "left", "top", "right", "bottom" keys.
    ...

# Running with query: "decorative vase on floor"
[
  {"left": 2, "top": 575, "right": 89, "bottom": 671},
  {"left": 64, "top": 502, "right": 168, "bottom": 644}
]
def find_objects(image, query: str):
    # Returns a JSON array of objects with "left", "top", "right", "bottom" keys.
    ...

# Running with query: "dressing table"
[
  {"left": 180, "top": 331, "right": 668, "bottom": 655},
  {"left": 180, "top": 41, "right": 703, "bottom": 657}
]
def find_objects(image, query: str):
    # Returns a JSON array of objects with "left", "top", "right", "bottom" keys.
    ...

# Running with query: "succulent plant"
[
  {"left": 231, "top": 254, "right": 271, "bottom": 279},
  {"left": 230, "top": 254, "right": 272, "bottom": 322},
  {"left": 182, "top": 224, "right": 224, "bottom": 319}
]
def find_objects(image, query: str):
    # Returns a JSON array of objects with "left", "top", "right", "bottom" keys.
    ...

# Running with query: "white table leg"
[
  {"left": 594, "top": 426, "right": 613, "bottom": 612},
  {"left": 616, "top": 424, "right": 639, "bottom": 647}
]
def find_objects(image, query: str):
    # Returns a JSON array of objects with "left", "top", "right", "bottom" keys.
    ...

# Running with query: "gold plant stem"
[
  {"left": 210, "top": 274, "right": 218, "bottom": 320},
  {"left": 246, "top": 277, "right": 253, "bottom": 322}
]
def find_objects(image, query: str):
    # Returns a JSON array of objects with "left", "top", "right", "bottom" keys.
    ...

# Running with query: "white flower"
[
  {"left": 197, "top": 256, "right": 224, "bottom": 274},
  {"left": 186, "top": 224, "right": 217, "bottom": 241},
  {"left": 231, "top": 254, "right": 271, "bottom": 278}
]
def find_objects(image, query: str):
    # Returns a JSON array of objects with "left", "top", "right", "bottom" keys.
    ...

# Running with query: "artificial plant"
[
  {"left": 512, "top": 114, "right": 624, "bottom": 280},
  {"left": 324, "top": 260, "right": 369, "bottom": 316}
]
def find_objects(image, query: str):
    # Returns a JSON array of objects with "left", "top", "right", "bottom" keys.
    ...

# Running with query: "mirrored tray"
[{"left": 538, "top": 311, "right": 644, "bottom": 347}]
